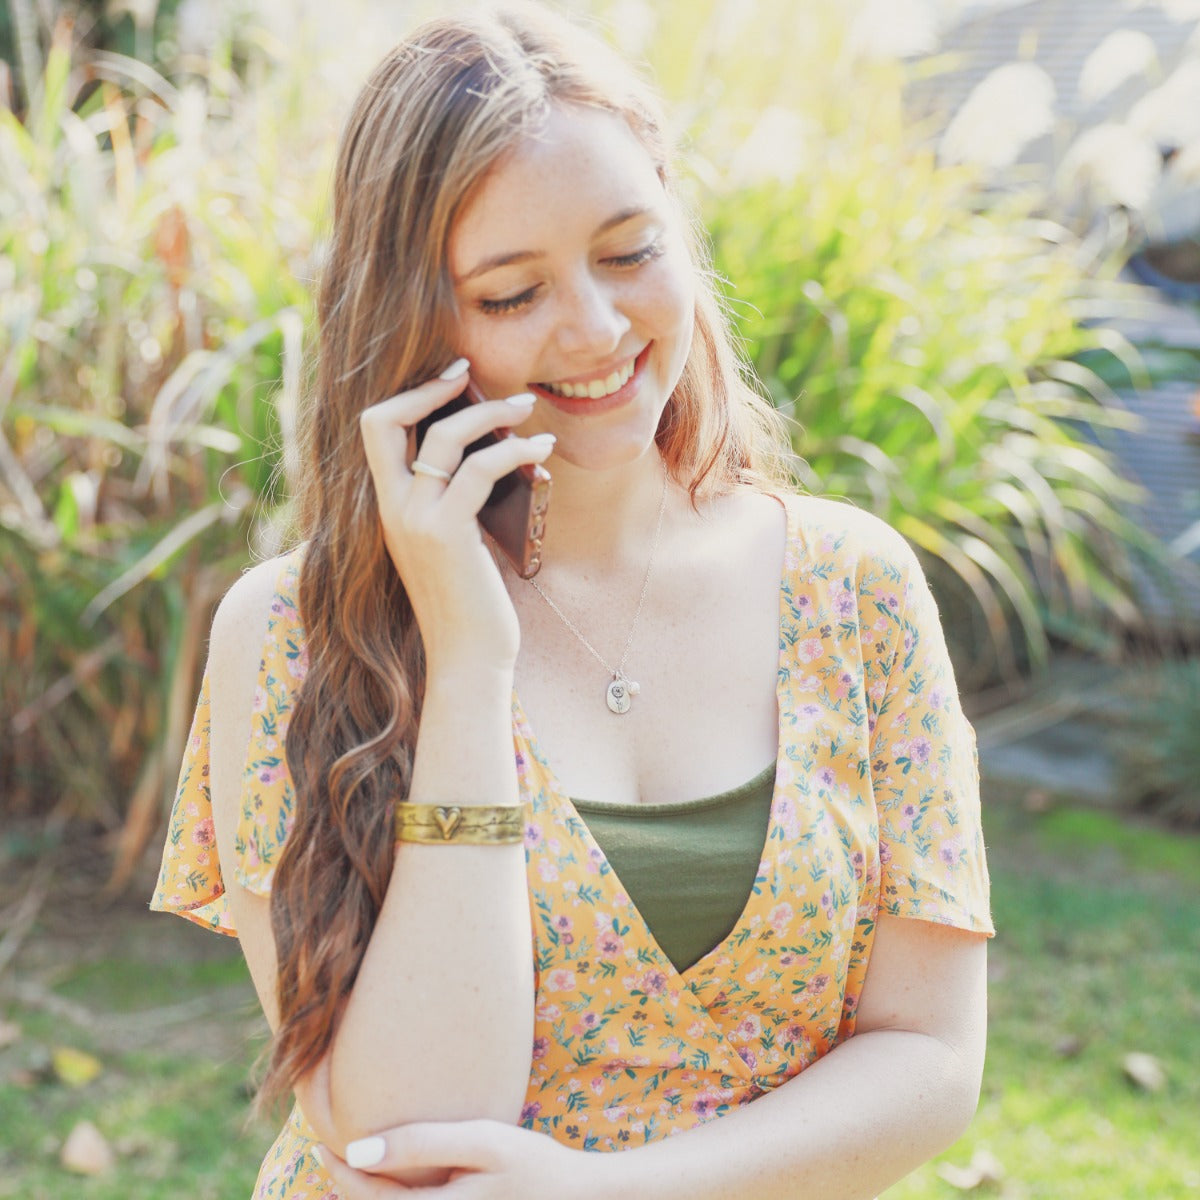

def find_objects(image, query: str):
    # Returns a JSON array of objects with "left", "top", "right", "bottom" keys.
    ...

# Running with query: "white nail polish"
[
  {"left": 438, "top": 357, "right": 470, "bottom": 381},
  {"left": 529, "top": 433, "right": 557, "bottom": 447},
  {"left": 506, "top": 392, "right": 536, "bottom": 407},
  {"left": 345, "top": 1136, "right": 386, "bottom": 1168}
]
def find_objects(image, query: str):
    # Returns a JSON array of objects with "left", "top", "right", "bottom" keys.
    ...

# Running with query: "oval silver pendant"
[{"left": 606, "top": 677, "right": 632, "bottom": 714}]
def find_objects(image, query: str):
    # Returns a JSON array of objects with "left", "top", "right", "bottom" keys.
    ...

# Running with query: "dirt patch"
[{"left": 0, "top": 829, "right": 262, "bottom": 1061}]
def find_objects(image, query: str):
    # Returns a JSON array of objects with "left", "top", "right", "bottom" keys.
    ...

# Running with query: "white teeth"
[{"left": 542, "top": 356, "right": 637, "bottom": 400}]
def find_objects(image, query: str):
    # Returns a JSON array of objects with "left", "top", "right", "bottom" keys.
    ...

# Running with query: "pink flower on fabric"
[
  {"left": 640, "top": 969, "right": 668, "bottom": 997},
  {"left": 597, "top": 930, "right": 623, "bottom": 956},
  {"left": 546, "top": 969, "right": 576, "bottom": 992},
  {"left": 768, "top": 902, "right": 793, "bottom": 932},
  {"left": 736, "top": 1015, "right": 761, "bottom": 1041},
  {"left": 797, "top": 637, "right": 823, "bottom": 663},
  {"left": 538, "top": 860, "right": 559, "bottom": 882}
]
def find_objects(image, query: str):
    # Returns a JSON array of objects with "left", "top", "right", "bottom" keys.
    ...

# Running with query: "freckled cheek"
[
  {"left": 641, "top": 266, "right": 696, "bottom": 375},
  {"left": 452, "top": 318, "right": 543, "bottom": 397}
]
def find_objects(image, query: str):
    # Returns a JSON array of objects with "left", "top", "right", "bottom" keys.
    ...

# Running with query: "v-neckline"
[{"left": 510, "top": 491, "right": 797, "bottom": 986}]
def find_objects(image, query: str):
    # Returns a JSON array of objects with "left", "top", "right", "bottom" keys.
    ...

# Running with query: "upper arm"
[
  {"left": 207, "top": 557, "right": 339, "bottom": 1138},
  {"left": 853, "top": 913, "right": 988, "bottom": 1083},
  {"left": 208, "top": 559, "right": 291, "bottom": 1032}
]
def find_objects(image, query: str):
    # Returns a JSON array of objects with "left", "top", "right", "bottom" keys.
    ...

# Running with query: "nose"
[{"left": 553, "top": 270, "right": 631, "bottom": 357}]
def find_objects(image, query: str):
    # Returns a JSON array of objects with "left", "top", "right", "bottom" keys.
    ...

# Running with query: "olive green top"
[{"left": 571, "top": 762, "right": 777, "bottom": 973}]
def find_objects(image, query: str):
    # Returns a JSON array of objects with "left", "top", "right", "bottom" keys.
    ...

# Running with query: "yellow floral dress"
[{"left": 152, "top": 492, "right": 994, "bottom": 1199}]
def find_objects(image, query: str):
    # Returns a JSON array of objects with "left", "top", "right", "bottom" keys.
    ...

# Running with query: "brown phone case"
[{"left": 414, "top": 383, "right": 551, "bottom": 578}]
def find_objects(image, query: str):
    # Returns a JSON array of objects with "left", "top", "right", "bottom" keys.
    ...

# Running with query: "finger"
[
  {"left": 359, "top": 361, "right": 473, "bottom": 490},
  {"left": 342, "top": 1120, "right": 508, "bottom": 1177},
  {"left": 413, "top": 393, "right": 537, "bottom": 478},
  {"left": 440, "top": 433, "right": 556, "bottom": 518},
  {"left": 317, "top": 1145, "right": 416, "bottom": 1197}
]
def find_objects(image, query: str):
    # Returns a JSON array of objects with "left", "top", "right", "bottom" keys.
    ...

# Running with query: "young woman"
[{"left": 153, "top": 6, "right": 993, "bottom": 1198}]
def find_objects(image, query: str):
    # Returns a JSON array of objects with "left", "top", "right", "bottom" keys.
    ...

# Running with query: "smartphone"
[{"left": 414, "top": 381, "right": 551, "bottom": 578}]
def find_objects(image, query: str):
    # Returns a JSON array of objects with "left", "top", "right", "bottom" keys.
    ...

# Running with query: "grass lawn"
[{"left": 1, "top": 780, "right": 1197, "bottom": 1198}]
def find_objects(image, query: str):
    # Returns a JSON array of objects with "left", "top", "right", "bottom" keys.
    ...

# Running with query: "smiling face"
[{"left": 448, "top": 103, "right": 697, "bottom": 473}]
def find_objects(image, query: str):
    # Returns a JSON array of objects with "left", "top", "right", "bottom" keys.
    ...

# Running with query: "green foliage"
[
  {"left": 1114, "top": 657, "right": 1200, "bottom": 828},
  {"left": 0, "top": 20, "right": 318, "bottom": 843},
  {"left": 621, "top": 0, "right": 1158, "bottom": 680},
  {"left": 1, "top": 0, "right": 1190, "bottom": 852}
]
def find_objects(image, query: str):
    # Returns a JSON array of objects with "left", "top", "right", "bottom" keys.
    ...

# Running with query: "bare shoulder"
[{"left": 207, "top": 550, "right": 304, "bottom": 826}]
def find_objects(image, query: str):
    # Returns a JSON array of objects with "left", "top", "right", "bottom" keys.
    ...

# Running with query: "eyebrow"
[{"left": 455, "top": 205, "right": 655, "bottom": 284}]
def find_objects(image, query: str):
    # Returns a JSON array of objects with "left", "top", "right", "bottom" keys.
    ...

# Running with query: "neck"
[{"left": 533, "top": 450, "right": 674, "bottom": 577}]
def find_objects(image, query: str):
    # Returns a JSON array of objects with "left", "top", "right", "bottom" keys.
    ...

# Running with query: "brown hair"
[{"left": 262, "top": 3, "right": 795, "bottom": 1108}]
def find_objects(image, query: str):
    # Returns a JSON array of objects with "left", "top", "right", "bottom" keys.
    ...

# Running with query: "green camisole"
[{"left": 571, "top": 762, "right": 777, "bottom": 973}]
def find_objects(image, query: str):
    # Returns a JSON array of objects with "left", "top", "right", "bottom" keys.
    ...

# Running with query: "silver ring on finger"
[{"left": 411, "top": 460, "right": 453, "bottom": 482}]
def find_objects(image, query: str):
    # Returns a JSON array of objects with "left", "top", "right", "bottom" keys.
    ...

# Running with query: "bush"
[
  {"left": 0, "top": 19, "right": 319, "bottom": 880},
  {"left": 1116, "top": 656, "right": 1200, "bottom": 828},
  {"left": 0, "top": 0, "right": 1182, "bottom": 875},
  {"left": 624, "top": 0, "right": 1159, "bottom": 684}
]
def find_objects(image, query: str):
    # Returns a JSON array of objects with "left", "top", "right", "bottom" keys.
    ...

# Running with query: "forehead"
[{"left": 448, "top": 104, "right": 666, "bottom": 271}]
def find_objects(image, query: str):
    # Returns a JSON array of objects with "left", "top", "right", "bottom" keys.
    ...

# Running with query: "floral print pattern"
[{"left": 152, "top": 492, "right": 992, "bottom": 1196}]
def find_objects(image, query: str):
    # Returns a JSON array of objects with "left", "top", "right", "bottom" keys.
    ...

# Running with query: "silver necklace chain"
[{"left": 525, "top": 471, "right": 669, "bottom": 714}]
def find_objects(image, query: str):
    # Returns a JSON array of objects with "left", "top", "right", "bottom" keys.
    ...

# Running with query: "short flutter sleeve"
[
  {"left": 150, "top": 551, "right": 308, "bottom": 935},
  {"left": 861, "top": 538, "right": 994, "bottom": 936}
]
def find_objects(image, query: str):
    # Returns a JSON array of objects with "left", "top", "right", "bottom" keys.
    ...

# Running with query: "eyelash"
[{"left": 477, "top": 241, "right": 665, "bottom": 315}]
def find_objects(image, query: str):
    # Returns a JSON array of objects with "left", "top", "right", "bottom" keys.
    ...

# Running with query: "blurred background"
[{"left": 1, "top": 0, "right": 1198, "bottom": 1195}]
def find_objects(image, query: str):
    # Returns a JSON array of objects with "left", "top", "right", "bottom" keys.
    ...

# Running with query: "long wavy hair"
[{"left": 261, "top": 3, "right": 796, "bottom": 1109}]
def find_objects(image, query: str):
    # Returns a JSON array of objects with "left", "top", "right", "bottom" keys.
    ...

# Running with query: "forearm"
[
  {"left": 327, "top": 663, "right": 534, "bottom": 1143},
  {"left": 599, "top": 1028, "right": 982, "bottom": 1200}
]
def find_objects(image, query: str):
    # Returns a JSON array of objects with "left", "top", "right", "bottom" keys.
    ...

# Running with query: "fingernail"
[
  {"left": 506, "top": 392, "right": 536, "bottom": 407},
  {"left": 438, "top": 357, "right": 470, "bottom": 381},
  {"left": 529, "top": 433, "right": 557, "bottom": 448},
  {"left": 345, "top": 1136, "right": 386, "bottom": 1168}
]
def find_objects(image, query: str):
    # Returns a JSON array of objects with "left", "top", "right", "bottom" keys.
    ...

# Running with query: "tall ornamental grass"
[
  {"left": 0, "top": 0, "right": 1180, "bottom": 873},
  {"left": 0, "top": 19, "right": 321, "bottom": 883},
  {"left": 619, "top": 0, "right": 1161, "bottom": 683}
]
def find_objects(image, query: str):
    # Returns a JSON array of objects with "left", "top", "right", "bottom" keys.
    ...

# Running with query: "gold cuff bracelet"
[{"left": 394, "top": 803, "right": 524, "bottom": 845}]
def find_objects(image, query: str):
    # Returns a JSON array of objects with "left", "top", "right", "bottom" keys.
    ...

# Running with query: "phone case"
[{"left": 414, "top": 388, "right": 551, "bottom": 578}]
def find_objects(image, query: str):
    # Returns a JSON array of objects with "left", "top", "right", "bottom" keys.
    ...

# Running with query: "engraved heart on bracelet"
[{"left": 433, "top": 806, "right": 464, "bottom": 840}]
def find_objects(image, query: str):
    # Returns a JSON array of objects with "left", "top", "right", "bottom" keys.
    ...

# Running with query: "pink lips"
[{"left": 530, "top": 345, "right": 650, "bottom": 417}]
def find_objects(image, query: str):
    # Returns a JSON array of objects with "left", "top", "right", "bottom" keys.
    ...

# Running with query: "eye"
[
  {"left": 477, "top": 285, "right": 539, "bottom": 315},
  {"left": 606, "top": 240, "right": 664, "bottom": 269}
]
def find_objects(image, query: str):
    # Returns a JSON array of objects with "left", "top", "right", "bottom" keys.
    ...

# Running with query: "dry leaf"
[
  {"left": 60, "top": 1120, "right": 115, "bottom": 1176},
  {"left": 1122, "top": 1051, "right": 1167, "bottom": 1092},
  {"left": 0, "top": 1019, "right": 21, "bottom": 1049},
  {"left": 52, "top": 1046, "right": 103, "bottom": 1087},
  {"left": 1023, "top": 788, "right": 1052, "bottom": 813},
  {"left": 938, "top": 1148, "right": 1005, "bottom": 1191},
  {"left": 1054, "top": 1034, "right": 1085, "bottom": 1058}
]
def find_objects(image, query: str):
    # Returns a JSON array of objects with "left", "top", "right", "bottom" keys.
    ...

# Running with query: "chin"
[{"left": 548, "top": 425, "right": 663, "bottom": 474}]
